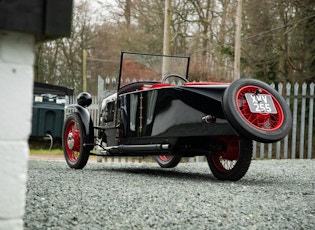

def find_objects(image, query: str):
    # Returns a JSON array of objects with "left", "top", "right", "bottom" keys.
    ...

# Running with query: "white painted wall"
[{"left": 0, "top": 31, "right": 35, "bottom": 230}]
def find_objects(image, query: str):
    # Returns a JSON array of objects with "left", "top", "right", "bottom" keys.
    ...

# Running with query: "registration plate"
[{"left": 245, "top": 93, "right": 277, "bottom": 114}]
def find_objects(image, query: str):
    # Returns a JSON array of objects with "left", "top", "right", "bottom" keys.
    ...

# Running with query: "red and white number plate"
[{"left": 245, "top": 93, "right": 277, "bottom": 114}]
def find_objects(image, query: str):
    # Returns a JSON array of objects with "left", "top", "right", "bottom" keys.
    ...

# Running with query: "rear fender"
[{"left": 66, "top": 104, "right": 93, "bottom": 136}]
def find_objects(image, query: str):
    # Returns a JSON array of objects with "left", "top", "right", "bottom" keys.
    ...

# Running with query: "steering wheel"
[{"left": 161, "top": 74, "right": 189, "bottom": 83}]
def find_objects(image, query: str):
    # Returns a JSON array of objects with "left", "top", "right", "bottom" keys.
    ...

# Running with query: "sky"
[{"left": 74, "top": 0, "right": 119, "bottom": 24}]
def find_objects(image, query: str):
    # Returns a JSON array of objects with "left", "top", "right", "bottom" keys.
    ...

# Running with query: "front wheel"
[
  {"left": 155, "top": 155, "right": 182, "bottom": 168},
  {"left": 207, "top": 136, "right": 252, "bottom": 181},
  {"left": 62, "top": 113, "right": 90, "bottom": 169}
]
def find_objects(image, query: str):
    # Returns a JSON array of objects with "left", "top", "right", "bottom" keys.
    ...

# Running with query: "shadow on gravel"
[
  {"left": 112, "top": 167, "right": 286, "bottom": 185},
  {"left": 92, "top": 166, "right": 219, "bottom": 182},
  {"left": 91, "top": 166, "right": 283, "bottom": 185},
  {"left": 88, "top": 164, "right": 290, "bottom": 186}
]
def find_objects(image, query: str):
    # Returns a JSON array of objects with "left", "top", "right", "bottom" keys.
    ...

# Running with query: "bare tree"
[
  {"left": 35, "top": 0, "right": 315, "bottom": 95},
  {"left": 241, "top": 0, "right": 315, "bottom": 83},
  {"left": 35, "top": 1, "right": 96, "bottom": 94}
]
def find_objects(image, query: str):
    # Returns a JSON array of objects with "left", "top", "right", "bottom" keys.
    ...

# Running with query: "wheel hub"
[{"left": 67, "top": 133, "right": 75, "bottom": 150}]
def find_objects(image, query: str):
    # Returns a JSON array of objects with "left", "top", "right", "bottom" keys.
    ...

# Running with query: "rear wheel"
[
  {"left": 207, "top": 136, "right": 252, "bottom": 181},
  {"left": 155, "top": 155, "right": 182, "bottom": 168},
  {"left": 62, "top": 113, "right": 90, "bottom": 169}
]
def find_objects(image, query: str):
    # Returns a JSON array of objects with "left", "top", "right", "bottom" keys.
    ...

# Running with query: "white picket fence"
[
  {"left": 66, "top": 82, "right": 314, "bottom": 160},
  {"left": 253, "top": 82, "right": 314, "bottom": 159}
]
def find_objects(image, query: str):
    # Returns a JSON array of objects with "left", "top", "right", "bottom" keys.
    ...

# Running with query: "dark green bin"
[{"left": 31, "top": 96, "right": 65, "bottom": 139}]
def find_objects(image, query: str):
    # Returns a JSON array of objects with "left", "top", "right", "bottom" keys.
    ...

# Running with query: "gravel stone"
[{"left": 24, "top": 159, "right": 315, "bottom": 229}]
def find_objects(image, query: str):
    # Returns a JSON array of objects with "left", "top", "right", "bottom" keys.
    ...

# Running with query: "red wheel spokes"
[
  {"left": 211, "top": 136, "right": 239, "bottom": 173},
  {"left": 64, "top": 120, "right": 81, "bottom": 162},
  {"left": 71, "top": 130, "right": 81, "bottom": 152},
  {"left": 236, "top": 86, "right": 284, "bottom": 131}
]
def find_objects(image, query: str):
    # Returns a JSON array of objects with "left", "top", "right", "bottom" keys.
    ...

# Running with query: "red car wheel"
[
  {"left": 223, "top": 79, "right": 292, "bottom": 143},
  {"left": 211, "top": 136, "right": 240, "bottom": 172},
  {"left": 155, "top": 155, "right": 182, "bottom": 168},
  {"left": 236, "top": 85, "right": 284, "bottom": 131},
  {"left": 207, "top": 136, "right": 252, "bottom": 181},
  {"left": 62, "top": 113, "right": 89, "bottom": 169}
]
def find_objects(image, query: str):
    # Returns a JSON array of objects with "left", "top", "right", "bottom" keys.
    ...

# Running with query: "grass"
[
  {"left": 29, "top": 148, "right": 63, "bottom": 155},
  {"left": 29, "top": 139, "right": 63, "bottom": 155}
]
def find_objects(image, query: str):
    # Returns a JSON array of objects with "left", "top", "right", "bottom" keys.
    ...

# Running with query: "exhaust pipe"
[
  {"left": 102, "top": 143, "right": 170, "bottom": 154},
  {"left": 92, "top": 143, "right": 171, "bottom": 156},
  {"left": 117, "top": 144, "right": 170, "bottom": 153}
]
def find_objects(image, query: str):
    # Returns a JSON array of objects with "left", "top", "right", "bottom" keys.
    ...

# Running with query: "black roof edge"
[{"left": 34, "top": 82, "right": 74, "bottom": 96}]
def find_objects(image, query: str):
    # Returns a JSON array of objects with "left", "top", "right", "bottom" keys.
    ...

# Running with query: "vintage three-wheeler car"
[{"left": 62, "top": 52, "right": 292, "bottom": 181}]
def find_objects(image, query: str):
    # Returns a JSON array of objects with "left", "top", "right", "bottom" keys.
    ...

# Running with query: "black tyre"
[
  {"left": 223, "top": 78, "right": 292, "bottom": 143},
  {"left": 155, "top": 155, "right": 182, "bottom": 168},
  {"left": 62, "top": 113, "right": 90, "bottom": 169},
  {"left": 207, "top": 136, "right": 252, "bottom": 181}
]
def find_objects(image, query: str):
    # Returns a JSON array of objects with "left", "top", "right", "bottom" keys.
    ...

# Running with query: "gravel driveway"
[{"left": 24, "top": 159, "right": 315, "bottom": 229}]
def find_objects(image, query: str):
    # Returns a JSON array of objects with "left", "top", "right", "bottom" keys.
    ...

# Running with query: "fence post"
[
  {"left": 253, "top": 141, "right": 257, "bottom": 159},
  {"left": 284, "top": 83, "right": 291, "bottom": 159},
  {"left": 291, "top": 83, "right": 299, "bottom": 159},
  {"left": 98, "top": 75, "right": 105, "bottom": 100},
  {"left": 299, "top": 83, "right": 307, "bottom": 159},
  {"left": 307, "top": 83, "right": 314, "bottom": 159},
  {"left": 276, "top": 83, "right": 283, "bottom": 159},
  {"left": 267, "top": 143, "right": 272, "bottom": 159},
  {"left": 260, "top": 143, "right": 265, "bottom": 159}
]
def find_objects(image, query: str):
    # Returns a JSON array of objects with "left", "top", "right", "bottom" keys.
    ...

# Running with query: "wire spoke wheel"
[
  {"left": 236, "top": 86, "right": 284, "bottom": 131},
  {"left": 155, "top": 155, "right": 182, "bottom": 168},
  {"left": 223, "top": 79, "right": 292, "bottom": 143},
  {"left": 207, "top": 136, "right": 252, "bottom": 181},
  {"left": 64, "top": 121, "right": 81, "bottom": 162},
  {"left": 211, "top": 136, "right": 239, "bottom": 172},
  {"left": 62, "top": 113, "right": 90, "bottom": 169}
]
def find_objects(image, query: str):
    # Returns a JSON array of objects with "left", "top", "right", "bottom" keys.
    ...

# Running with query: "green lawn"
[{"left": 29, "top": 148, "right": 63, "bottom": 155}]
